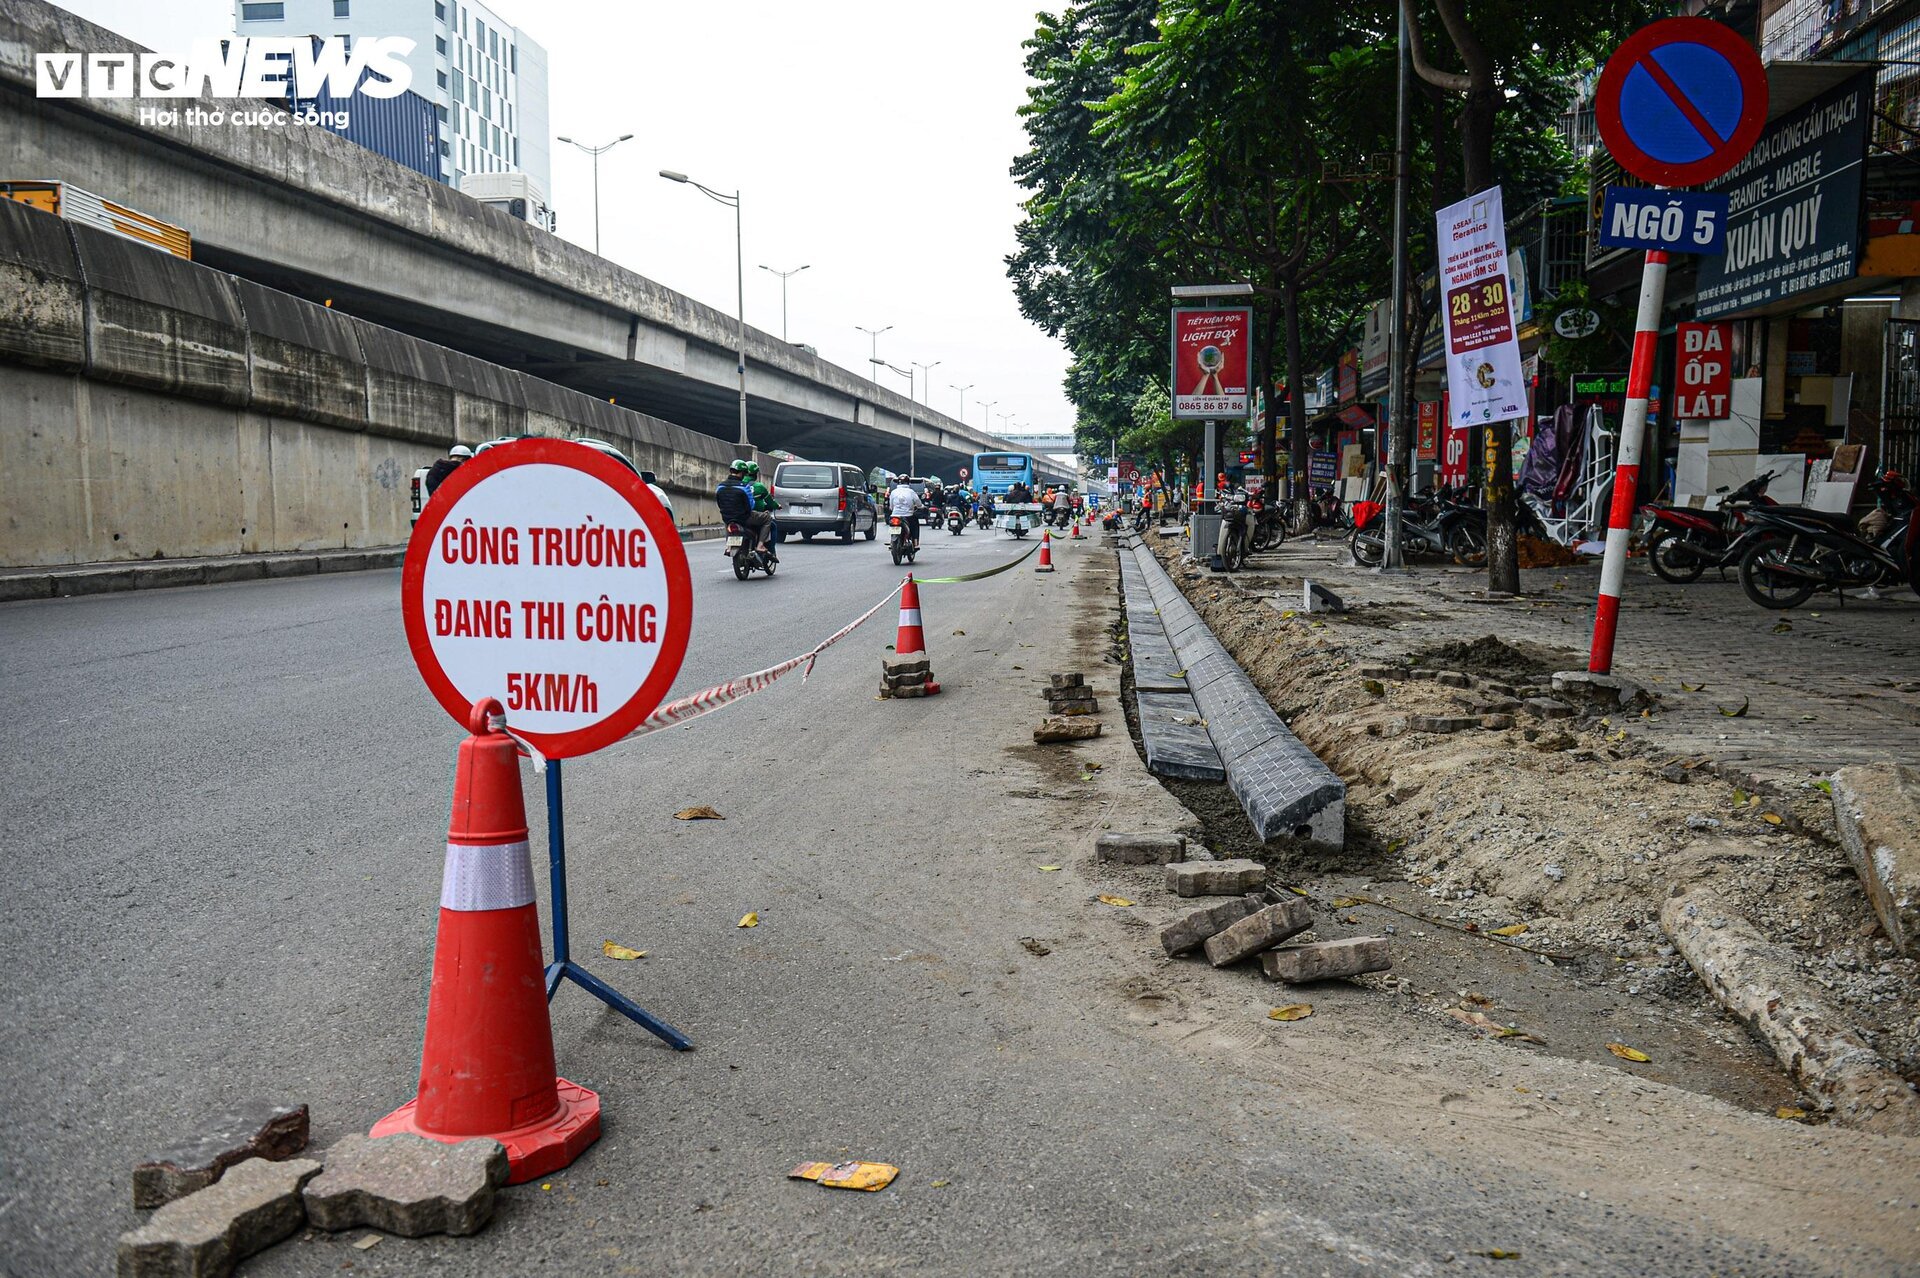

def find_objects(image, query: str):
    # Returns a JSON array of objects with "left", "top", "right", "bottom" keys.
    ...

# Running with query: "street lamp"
[
  {"left": 909, "top": 360, "right": 941, "bottom": 408},
  {"left": 757, "top": 263, "right": 809, "bottom": 342},
  {"left": 556, "top": 134, "right": 632, "bottom": 257},
  {"left": 976, "top": 399, "right": 997, "bottom": 430},
  {"left": 870, "top": 359, "right": 917, "bottom": 473},
  {"left": 855, "top": 324, "right": 893, "bottom": 382},
  {"left": 660, "top": 169, "right": 749, "bottom": 457},
  {"left": 950, "top": 382, "right": 974, "bottom": 418}
]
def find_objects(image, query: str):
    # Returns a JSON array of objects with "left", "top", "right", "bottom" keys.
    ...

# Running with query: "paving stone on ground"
[
  {"left": 132, "top": 1101, "right": 310, "bottom": 1209},
  {"left": 303, "top": 1134, "right": 509, "bottom": 1238},
  {"left": 1034, "top": 717, "right": 1100, "bottom": 743},
  {"left": 1159, "top": 895, "right": 1264, "bottom": 957},
  {"left": 1095, "top": 831, "right": 1186, "bottom": 866},
  {"left": 118, "top": 1156, "right": 322, "bottom": 1278},
  {"left": 1165, "top": 858, "right": 1266, "bottom": 897},
  {"left": 1203, "top": 899, "right": 1314, "bottom": 966},
  {"left": 1260, "top": 937, "right": 1391, "bottom": 983}
]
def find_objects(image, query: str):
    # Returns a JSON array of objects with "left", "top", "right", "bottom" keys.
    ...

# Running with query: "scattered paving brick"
[
  {"left": 1203, "top": 899, "right": 1314, "bottom": 967},
  {"left": 132, "top": 1101, "right": 310, "bottom": 1209},
  {"left": 1521, "top": 697, "right": 1576, "bottom": 719},
  {"left": 1261, "top": 937, "right": 1392, "bottom": 983},
  {"left": 1159, "top": 896, "right": 1265, "bottom": 957},
  {"left": 1479, "top": 713, "right": 1515, "bottom": 730},
  {"left": 118, "top": 1156, "right": 321, "bottom": 1278},
  {"left": 1355, "top": 665, "right": 1405, "bottom": 681},
  {"left": 1034, "top": 717, "right": 1101, "bottom": 743},
  {"left": 1165, "top": 858, "right": 1266, "bottom": 897},
  {"left": 1096, "top": 831, "right": 1185, "bottom": 866},
  {"left": 1408, "top": 715, "right": 1479, "bottom": 734},
  {"left": 303, "top": 1134, "right": 508, "bottom": 1238},
  {"left": 1435, "top": 671, "right": 1471, "bottom": 688}
]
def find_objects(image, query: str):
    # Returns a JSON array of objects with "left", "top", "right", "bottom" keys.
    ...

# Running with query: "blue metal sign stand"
[{"left": 542, "top": 759, "right": 693, "bottom": 1051}]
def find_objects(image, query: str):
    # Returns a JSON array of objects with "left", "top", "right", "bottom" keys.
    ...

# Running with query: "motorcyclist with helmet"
[
  {"left": 744, "top": 460, "right": 780, "bottom": 561},
  {"left": 887, "top": 473, "right": 926, "bottom": 549},
  {"left": 716, "top": 460, "right": 775, "bottom": 558}
]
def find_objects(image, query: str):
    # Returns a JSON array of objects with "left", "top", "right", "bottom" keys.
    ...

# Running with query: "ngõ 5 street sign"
[
  {"left": 402, "top": 438, "right": 692, "bottom": 759},
  {"left": 1170, "top": 307, "right": 1252, "bottom": 420}
]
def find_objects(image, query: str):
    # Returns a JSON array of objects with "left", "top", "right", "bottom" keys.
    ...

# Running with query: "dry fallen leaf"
[
  {"left": 1718, "top": 698, "right": 1750, "bottom": 718},
  {"left": 1681, "top": 682, "right": 1707, "bottom": 692},
  {"left": 1771, "top": 620, "right": 1793, "bottom": 634},
  {"left": 1761, "top": 812, "right": 1783, "bottom": 825},
  {"left": 930, "top": 1179, "right": 951, "bottom": 1189},
  {"left": 1283, "top": 885, "right": 1310, "bottom": 897},
  {"left": 353, "top": 1235, "right": 381, "bottom": 1251},
  {"left": 737, "top": 912, "right": 759, "bottom": 928},
  {"left": 1447, "top": 1007, "right": 1544, "bottom": 1043},
  {"left": 1018, "top": 937, "right": 1051, "bottom": 957},
  {"left": 674, "top": 805, "right": 725, "bottom": 821},
  {"left": 1491, "top": 923, "right": 1529, "bottom": 937},
  {"left": 951, "top": 629, "right": 966, "bottom": 635},
  {"left": 1037, "top": 864, "right": 1061, "bottom": 872},
  {"left": 1331, "top": 896, "right": 1369, "bottom": 909},
  {"left": 1268, "top": 1003, "right": 1313, "bottom": 1022},
  {"left": 1775, "top": 1106, "right": 1809, "bottom": 1121},
  {"left": 1475, "top": 1249, "right": 1521, "bottom": 1260},
  {"left": 1096, "top": 894, "right": 1134, "bottom": 908},
  {"left": 1606, "top": 1042, "right": 1652, "bottom": 1063},
  {"left": 601, "top": 941, "right": 647, "bottom": 960}
]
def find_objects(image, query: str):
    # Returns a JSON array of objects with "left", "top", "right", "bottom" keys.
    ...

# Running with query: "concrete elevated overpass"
[{"left": 0, "top": 0, "right": 1068, "bottom": 487}]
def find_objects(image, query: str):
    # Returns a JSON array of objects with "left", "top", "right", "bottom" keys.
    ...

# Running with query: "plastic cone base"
[
  {"left": 372, "top": 1077, "right": 601, "bottom": 1185},
  {"left": 924, "top": 681, "right": 942, "bottom": 695}
]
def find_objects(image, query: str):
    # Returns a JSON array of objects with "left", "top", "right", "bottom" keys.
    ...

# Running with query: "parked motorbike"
[
  {"left": 1349, "top": 490, "right": 1485, "bottom": 567},
  {"left": 1642, "top": 470, "right": 1779, "bottom": 583},
  {"left": 1736, "top": 472, "right": 1918, "bottom": 609},
  {"left": 947, "top": 506, "right": 967, "bottom": 536},
  {"left": 1250, "top": 500, "right": 1288, "bottom": 551},
  {"left": 887, "top": 515, "right": 920, "bottom": 566},
  {"left": 725, "top": 523, "right": 777, "bottom": 580},
  {"left": 1215, "top": 491, "right": 1257, "bottom": 571}
]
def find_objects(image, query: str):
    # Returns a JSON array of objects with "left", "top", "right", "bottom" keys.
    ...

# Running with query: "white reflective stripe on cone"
[
  {"left": 440, "top": 840, "right": 536, "bottom": 912},
  {"left": 899, "top": 609, "right": 922, "bottom": 626},
  {"left": 1598, "top": 526, "right": 1632, "bottom": 598}
]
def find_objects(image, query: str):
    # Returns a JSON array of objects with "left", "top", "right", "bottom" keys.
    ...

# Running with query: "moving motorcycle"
[
  {"left": 725, "top": 523, "right": 777, "bottom": 580},
  {"left": 887, "top": 514, "right": 920, "bottom": 566},
  {"left": 976, "top": 502, "right": 993, "bottom": 530},
  {"left": 1642, "top": 470, "right": 1779, "bottom": 584},
  {"left": 947, "top": 505, "right": 967, "bottom": 536},
  {"left": 1736, "top": 472, "right": 1918, "bottom": 609}
]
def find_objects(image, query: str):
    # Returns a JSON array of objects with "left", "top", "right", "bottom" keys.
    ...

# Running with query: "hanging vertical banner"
[
  {"left": 1170, "top": 307, "right": 1253, "bottom": 420},
  {"left": 1440, "top": 423, "right": 1472, "bottom": 488},
  {"left": 1417, "top": 401, "right": 1440, "bottom": 460},
  {"left": 1675, "top": 322, "right": 1734, "bottom": 419},
  {"left": 1435, "top": 186, "right": 1528, "bottom": 428}
]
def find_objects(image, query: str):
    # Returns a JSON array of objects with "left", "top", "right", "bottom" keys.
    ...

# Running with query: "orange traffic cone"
[
  {"left": 1069, "top": 515, "right": 1083, "bottom": 539},
  {"left": 895, "top": 573, "right": 928, "bottom": 655},
  {"left": 1036, "top": 531, "right": 1055, "bottom": 572},
  {"left": 372, "top": 698, "right": 600, "bottom": 1184}
]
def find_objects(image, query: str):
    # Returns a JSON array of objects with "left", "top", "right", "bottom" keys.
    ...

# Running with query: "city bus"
[{"left": 971, "top": 451, "right": 1037, "bottom": 497}]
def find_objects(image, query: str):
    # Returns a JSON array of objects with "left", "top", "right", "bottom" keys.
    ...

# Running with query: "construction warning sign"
[{"left": 402, "top": 438, "right": 692, "bottom": 758}]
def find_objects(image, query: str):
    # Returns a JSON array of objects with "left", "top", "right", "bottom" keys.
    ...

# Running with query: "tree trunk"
[
  {"left": 1259, "top": 306, "right": 1281, "bottom": 497},
  {"left": 1485, "top": 420, "right": 1518, "bottom": 591},
  {"left": 1282, "top": 279, "right": 1309, "bottom": 526}
]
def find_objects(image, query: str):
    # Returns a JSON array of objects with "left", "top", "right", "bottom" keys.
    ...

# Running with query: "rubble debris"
[
  {"left": 118, "top": 1156, "right": 321, "bottom": 1278},
  {"left": 1159, "top": 895, "right": 1265, "bottom": 957},
  {"left": 1260, "top": 937, "right": 1390, "bottom": 983},
  {"left": 1165, "top": 859, "right": 1266, "bottom": 897},
  {"left": 132, "top": 1101, "right": 310, "bottom": 1209},
  {"left": 1203, "top": 899, "right": 1313, "bottom": 967},
  {"left": 1830, "top": 764, "right": 1920, "bottom": 958}
]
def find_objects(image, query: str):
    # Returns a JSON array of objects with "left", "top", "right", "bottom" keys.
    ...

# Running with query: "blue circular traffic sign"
[{"left": 1596, "top": 18, "right": 1768, "bottom": 188}]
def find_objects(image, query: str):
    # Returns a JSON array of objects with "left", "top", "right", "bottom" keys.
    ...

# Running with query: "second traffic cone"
[
  {"left": 1069, "top": 515, "right": 1083, "bottom": 539},
  {"left": 372, "top": 698, "right": 600, "bottom": 1184},
  {"left": 1036, "top": 530, "right": 1055, "bottom": 572},
  {"left": 895, "top": 573, "right": 927, "bottom": 655}
]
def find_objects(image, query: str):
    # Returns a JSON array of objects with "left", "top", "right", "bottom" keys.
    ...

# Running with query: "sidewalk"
[{"left": 0, "top": 525, "right": 728, "bottom": 603}]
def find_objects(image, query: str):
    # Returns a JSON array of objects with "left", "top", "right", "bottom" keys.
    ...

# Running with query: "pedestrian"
[{"left": 424, "top": 444, "right": 473, "bottom": 497}]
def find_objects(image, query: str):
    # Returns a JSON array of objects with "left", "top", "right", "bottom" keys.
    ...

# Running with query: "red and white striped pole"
[{"left": 1588, "top": 247, "right": 1668, "bottom": 674}]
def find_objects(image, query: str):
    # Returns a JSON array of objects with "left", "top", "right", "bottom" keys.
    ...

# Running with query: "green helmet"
[
  {"left": 744, "top": 460, "right": 760, "bottom": 476},
  {"left": 729, "top": 459, "right": 750, "bottom": 475}
]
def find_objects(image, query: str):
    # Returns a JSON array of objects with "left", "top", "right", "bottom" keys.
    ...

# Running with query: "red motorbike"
[{"left": 1640, "top": 469, "right": 1779, "bottom": 584}]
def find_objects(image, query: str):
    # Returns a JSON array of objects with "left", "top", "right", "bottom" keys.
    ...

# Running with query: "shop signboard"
[
  {"left": 1435, "top": 185, "right": 1528, "bottom": 428},
  {"left": 1694, "top": 73, "right": 1872, "bottom": 320},
  {"left": 1337, "top": 349, "right": 1360, "bottom": 404},
  {"left": 1170, "top": 307, "right": 1254, "bottom": 420},
  {"left": 1675, "top": 322, "right": 1734, "bottom": 419},
  {"left": 1417, "top": 401, "right": 1440, "bottom": 460},
  {"left": 1440, "top": 423, "right": 1471, "bottom": 488},
  {"left": 1309, "top": 452, "right": 1338, "bottom": 485},
  {"left": 1360, "top": 300, "right": 1391, "bottom": 397}
]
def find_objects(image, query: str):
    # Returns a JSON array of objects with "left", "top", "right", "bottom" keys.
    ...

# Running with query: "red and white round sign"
[{"left": 402, "top": 438, "right": 692, "bottom": 759}]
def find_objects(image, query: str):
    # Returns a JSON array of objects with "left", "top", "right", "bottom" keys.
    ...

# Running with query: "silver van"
[{"left": 771, "top": 462, "right": 878, "bottom": 542}]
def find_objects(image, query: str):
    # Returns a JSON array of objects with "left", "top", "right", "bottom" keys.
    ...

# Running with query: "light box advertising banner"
[
  {"left": 1170, "top": 307, "right": 1253, "bottom": 420},
  {"left": 1435, "top": 185, "right": 1528, "bottom": 427}
]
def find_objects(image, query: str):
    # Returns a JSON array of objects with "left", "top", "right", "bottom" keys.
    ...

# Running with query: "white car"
[{"left": 408, "top": 437, "right": 676, "bottom": 524}]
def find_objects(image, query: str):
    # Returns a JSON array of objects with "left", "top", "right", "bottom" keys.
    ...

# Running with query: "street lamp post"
[
  {"left": 871, "top": 358, "right": 917, "bottom": 473},
  {"left": 909, "top": 360, "right": 941, "bottom": 411},
  {"left": 856, "top": 325, "right": 893, "bottom": 383},
  {"left": 557, "top": 134, "right": 632, "bottom": 257},
  {"left": 757, "top": 263, "right": 809, "bottom": 342},
  {"left": 976, "top": 400, "right": 997, "bottom": 431},
  {"left": 660, "top": 169, "right": 749, "bottom": 457},
  {"left": 950, "top": 382, "right": 974, "bottom": 418}
]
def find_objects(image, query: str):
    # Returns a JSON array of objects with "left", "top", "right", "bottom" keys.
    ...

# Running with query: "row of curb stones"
[
  {"left": 1095, "top": 832, "right": 1391, "bottom": 985},
  {"left": 118, "top": 1101, "right": 508, "bottom": 1277}
]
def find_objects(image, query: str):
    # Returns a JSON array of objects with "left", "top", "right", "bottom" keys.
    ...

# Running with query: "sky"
[{"left": 49, "top": 0, "right": 1076, "bottom": 439}]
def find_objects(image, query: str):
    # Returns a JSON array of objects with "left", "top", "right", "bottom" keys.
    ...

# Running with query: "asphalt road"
[{"left": 1, "top": 523, "right": 1909, "bottom": 1276}]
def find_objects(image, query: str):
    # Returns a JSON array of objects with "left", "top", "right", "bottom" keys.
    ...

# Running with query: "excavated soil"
[{"left": 1137, "top": 538, "right": 1920, "bottom": 1096}]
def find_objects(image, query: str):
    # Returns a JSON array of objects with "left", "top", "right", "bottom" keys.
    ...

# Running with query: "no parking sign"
[{"left": 401, "top": 439, "right": 692, "bottom": 759}]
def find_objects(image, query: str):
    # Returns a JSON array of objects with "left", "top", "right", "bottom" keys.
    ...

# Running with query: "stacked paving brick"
[
  {"left": 1043, "top": 672, "right": 1098, "bottom": 715},
  {"left": 1115, "top": 539, "right": 1226, "bottom": 782},
  {"left": 1129, "top": 542, "right": 1344, "bottom": 847},
  {"left": 878, "top": 653, "right": 937, "bottom": 699},
  {"left": 1154, "top": 858, "right": 1391, "bottom": 983}
]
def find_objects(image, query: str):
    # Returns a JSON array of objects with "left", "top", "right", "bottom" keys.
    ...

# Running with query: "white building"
[{"left": 232, "top": 0, "right": 550, "bottom": 197}]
